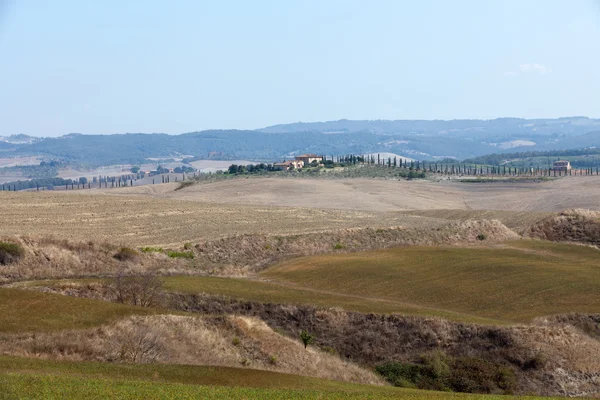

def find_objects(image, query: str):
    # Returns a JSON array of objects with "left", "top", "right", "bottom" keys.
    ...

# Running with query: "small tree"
[
  {"left": 108, "top": 273, "right": 164, "bottom": 307},
  {"left": 299, "top": 330, "right": 315, "bottom": 350}
]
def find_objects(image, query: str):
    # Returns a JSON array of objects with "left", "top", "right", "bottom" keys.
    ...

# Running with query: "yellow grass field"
[
  {"left": 119, "top": 176, "right": 600, "bottom": 213},
  {"left": 0, "top": 191, "right": 442, "bottom": 247}
]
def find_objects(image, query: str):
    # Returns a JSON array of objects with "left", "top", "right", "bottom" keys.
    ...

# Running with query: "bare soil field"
[
  {"left": 3, "top": 176, "right": 597, "bottom": 246},
  {"left": 113, "top": 176, "right": 600, "bottom": 213},
  {"left": 0, "top": 191, "right": 441, "bottom": 247}
]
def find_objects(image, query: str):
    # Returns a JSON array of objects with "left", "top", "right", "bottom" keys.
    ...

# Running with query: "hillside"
[{"left": 3, "top": 118, "right": 600, "bottom": 168}]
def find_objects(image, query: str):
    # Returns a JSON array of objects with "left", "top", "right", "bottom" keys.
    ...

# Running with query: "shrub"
[
  {"left": 269, "top": 355, "right": 278, "bottom": 365},
  {"left": 110, "top": 323, "right": 163, "bottom": 363},
  {"left": 375, "top": 361, "right": 424, "bottom": 388},
  {"left": 333, "top": 243, "right": 344, "bottom": 250},
  {"left": 183, "top": 243, "right": 192, "bottom": 250},
  {"left": 107, "top": 274, "right": 164, "bottom": 307},
  {"left": 523, "top": 352, "right": 547, "bottom": 370},
  {"left": 113, "top": 247, "right": 140, "bottom": 262},
  {"left": 376, "top": 354, "right": 516, "bottom": 394},
  {"left": 167, "top": 251, "right": 194, "bottom": 259},
  {"left": 447, "top": 357, "right": 516, "bottom": 394},
  {"left": 476, "top": 233, "right": 487, "bottom": 241},
  {"left": 232, "top": 337, "right": 240, "bottom": 346},
  {"left": 0, "top": 241, "right": 25, "bottom": 265}
]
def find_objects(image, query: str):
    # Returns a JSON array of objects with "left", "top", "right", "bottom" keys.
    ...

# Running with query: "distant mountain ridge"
[
  {"left": 259, "top": 117, "right": 600, "bottom": 136},
  {"left": 1, "top": 118, "right": 599, "bottom": 167}
]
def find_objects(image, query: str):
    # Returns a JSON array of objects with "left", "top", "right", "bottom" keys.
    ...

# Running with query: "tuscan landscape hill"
[
  {"left": 1, "top": 170, "right": 600, "bottom": 398},
  {"left": 2, "top": 117, "right": 600, "bottom": 168}
]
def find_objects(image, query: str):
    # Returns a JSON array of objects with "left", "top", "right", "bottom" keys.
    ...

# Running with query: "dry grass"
[
  {"left": 0, "top": 236, "right": 195, "bottom": 284},
  {"left": 525, "top": 209, "right": 600, "bottom": 244},
  {"left": 0, "top": 314, "right": 383, "bottom": 386},
  {"left": 191, "top": 219, "right": 518, "bottom": 274},
  {"left": 119, "top": 175, "right": 600, "bottom": 213},
  {"left": 0, "top": 217, "right": 518, "bottom": 283},
  {"left": 0, "top": 191, "right": 445, "bottom": 247},
  {"left": 168, "top": 295, "right": 600, "bottom": 397},
  {"left": 403, "top": 209, "right": 550, "bottom": 234}
]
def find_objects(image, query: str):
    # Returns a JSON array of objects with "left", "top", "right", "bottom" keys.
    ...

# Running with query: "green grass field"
[
  {"left": 0, "top": 288, "right": 155, "bottom": 333},
  {"left": 261, "top": 240, "right": 600, "bottom": 323},
  {"left": 14, "top": 240, "right": 600, "bottom": 325},
  {"left": 162, "top": 276, "right": 497, "bottom": 323},
  {"left": 0, "top": 357, "right": 548, "bottom": 400}
]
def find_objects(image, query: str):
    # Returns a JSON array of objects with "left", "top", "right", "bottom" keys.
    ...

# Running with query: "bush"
[
  {"left": 107, "top": 274, "right": 164, "bottom": 307},
  {"left": 476, "top": 234, "right": 487, "bottom": 241},
  {"left": 110, "top": 323, "right": 163, "bottom": 363},
  {"left": 183, "top": 243, "right": 192, "bottom": 250},
  {"left": 0, "top": 241, "right": 25, "bottom": 265},
  {"left": 333, "top": 243, "right": 344, "bottom": 250},
  {"left": 167, "top": 251, "right": 194, "bottom": 259},
  {"left": 113, "top": 247, "right": 140, "bottom": 262},
  {"left": 376, "top": 354, "right": 516, "bottom": 394}
]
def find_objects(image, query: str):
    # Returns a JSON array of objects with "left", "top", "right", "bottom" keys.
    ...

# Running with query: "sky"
[{"left": 1, "top": 0, "right": 599, "bottom": 137}]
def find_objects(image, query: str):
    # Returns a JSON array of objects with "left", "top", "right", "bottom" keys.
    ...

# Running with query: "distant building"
[
  {"left": 273, "top": 160, "right": 304, "bottom": 171},
  {"left": 553, "top": 160, "right": 572, "bottom": 171},
  {"left": 295, "top": 154, "right": 323, "bottom": 166}
]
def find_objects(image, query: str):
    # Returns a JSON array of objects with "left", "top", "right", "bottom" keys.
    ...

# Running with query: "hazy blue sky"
[{"left": 1, "top": 0, "right": 599, "bottom": 136}]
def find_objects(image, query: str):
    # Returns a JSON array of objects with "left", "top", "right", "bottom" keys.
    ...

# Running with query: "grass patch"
[
  {"left": 261, "top": 240, "right": 600, "bottom": 323},
  {"left": 0, "top": 241, "right": 24, "bottom": 265},
  {"left": 0, "top": 356, "right": 549, "bottom": 399},
  {"left": 0, "top": 288, "right": 155, "bottom": 333},
  {"left": 161, "top": 277, "right": 499, "bottom": 324},
  {"left": 140, "top": 246, "right": 163, "bottom": 253},
  {"left": 167, "top": 251, "right": 194, "bottom": 259}
]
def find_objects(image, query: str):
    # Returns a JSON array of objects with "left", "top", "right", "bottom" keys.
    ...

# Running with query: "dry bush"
[
  {"left": 113, "top": 247, "right": 140, "bottom": 262},
  {"left": 0, "top": 314, "right": 382, "bottom": 386},
  {"left": 526, "top": 209, "right": 600, "bottom": 245},
  {"left": 108, "top": 322, "right": 163, "bottom": 363},
  {"left": 107, "top": 274, "right": 164, "bottom": 307},
  {"left": 0, "top": 236, "right": 200, "bottom": 284}
]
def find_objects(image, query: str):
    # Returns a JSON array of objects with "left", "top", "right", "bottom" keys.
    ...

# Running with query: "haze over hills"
[{"left": 1, "top": 117, "right": 599, "bottom": 167}]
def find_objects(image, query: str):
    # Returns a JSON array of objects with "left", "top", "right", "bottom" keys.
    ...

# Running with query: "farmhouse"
[
  {"left": 553, "top": 160, "right": 571, "bottom": 171},
  {"left": 295, "top": 154, "right": 323, "bottom": 166},
  {"left": 273, "top": 160, "right": 304, "bottom": 171}
]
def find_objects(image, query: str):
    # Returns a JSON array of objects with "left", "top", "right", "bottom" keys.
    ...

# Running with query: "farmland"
[
  {"left": 0, "top": 357, "right": 551, "bottom": 400},
  {"left": 16, "top": 239, "right": 600, "bottom": 325},
  {"left": 0, "top": 190, "right": 441, "bottom": 247},
  {"left": 261, "top": 240, "right": 600, "bottom": 323},
  {"left": 0, "top": 287, "right": 159, "bottom": 333},
  {"left": 1, "top": 175, "right": 600, "bottom": 397}
]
